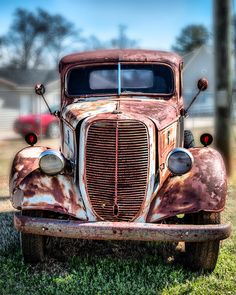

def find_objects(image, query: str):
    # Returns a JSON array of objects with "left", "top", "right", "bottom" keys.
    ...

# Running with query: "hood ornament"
[{"left": 112, "top": 101, "right": 122, "bottom": 114}]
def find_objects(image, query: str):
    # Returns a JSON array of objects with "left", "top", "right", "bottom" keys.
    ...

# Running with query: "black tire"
[
  {"left": 46, "top": 122, "right": 59, "bottom": 139},
  {"left": 185, "top": 211, "right": 220, "bottom": 272},
  {"left": 184, "top": 130, "right": 195, "bottom": 148},
  {"left": 20, "top": 211, "right": 46, "bottom": 263}
]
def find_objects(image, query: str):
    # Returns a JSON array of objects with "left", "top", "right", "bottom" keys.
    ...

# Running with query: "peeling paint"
[
  {"left": 14, "top": 213, "right": 231, "bottom": 242},
  {"left": 10, "top": 146, "right": 48, "bottom": 194},
  {"left": 10, "top": 49, "right": 228, "bottom": 244},
  {"left": 15, "top": 170, "right": 88, "bottom": 220},
  {"left": 147, "top": 148, "right": 227, "bottom": 223}
]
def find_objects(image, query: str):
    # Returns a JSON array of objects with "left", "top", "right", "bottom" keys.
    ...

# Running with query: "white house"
[{"left": 183, "top": 45, "right": 215, "bottom": 116}]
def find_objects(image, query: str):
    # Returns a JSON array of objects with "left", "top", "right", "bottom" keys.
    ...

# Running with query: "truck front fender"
[
  {"left": 147, "top": 147, "right": 227, "bottom": 223},
  {"left": 10, "top": 146, "right": 48, "bottom": 195},
  {"left": 10, "top": 146, "right": 88, "bottom": 220},
  {"left": 11, "top": 170, "right": 88, "bottom": 221}
]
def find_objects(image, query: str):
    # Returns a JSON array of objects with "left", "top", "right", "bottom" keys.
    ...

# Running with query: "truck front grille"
[{"left": 85, "top": 119, "right": 149, "bottom": 221}]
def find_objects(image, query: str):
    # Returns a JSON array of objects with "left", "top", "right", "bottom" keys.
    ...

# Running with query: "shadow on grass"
[{"left": 0, "top": 211, "right": 197, "bottom": 271}]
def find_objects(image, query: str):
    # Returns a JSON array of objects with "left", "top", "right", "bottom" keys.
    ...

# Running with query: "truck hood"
[{"left": 62, "top": 98, "right": 179, "bottom": 130}]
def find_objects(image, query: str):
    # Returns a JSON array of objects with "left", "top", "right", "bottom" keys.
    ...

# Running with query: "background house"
[
  {"left": 183, "top": 45, "right": 215, "bottom": 116},
  {"left": 0, "top": 69, "right": 60, "bottom": 134},
  {"left": 183, "top": 45, "right": 236, "bottom": 118}
]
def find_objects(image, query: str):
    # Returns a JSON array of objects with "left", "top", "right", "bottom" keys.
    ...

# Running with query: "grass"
[{"left": 0, "top": 134, "right": 236, "bottom": 295}]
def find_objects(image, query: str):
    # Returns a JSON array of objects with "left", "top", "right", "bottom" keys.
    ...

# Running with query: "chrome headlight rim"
[
  {"left": 39, "top": 149, "right": 65, "bottom": 175},
  {"left": 166, "top": 147, "right": 194, "bottom": 176}
]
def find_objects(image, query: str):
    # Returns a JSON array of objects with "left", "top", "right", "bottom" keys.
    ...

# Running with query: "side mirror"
[
  {"left": 197, "top": 78, "right": 208, "bottom": 91},
  {"left": 34, "top": 83, "right": 55, "bottom": 116},
  {"left": 35, "top": 84, "right": 46, "bottom": 96},
  {"left": 184, "top": 77, "right": 209, "bottom": 115}
]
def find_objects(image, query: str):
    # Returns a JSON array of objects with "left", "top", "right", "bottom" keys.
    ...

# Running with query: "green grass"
[
  {"left": 0, "top": 193, "right": 235, "bottom": 295},
  {"left": 0, "top": 137, "right": 236, "bottom": 295},
  {"left": 0, "top": 222, "right": 235, "bottom": 295}
]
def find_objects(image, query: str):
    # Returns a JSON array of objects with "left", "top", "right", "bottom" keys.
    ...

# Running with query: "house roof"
[
  {"left": 183, "top": 45, "right": 213, "bottom": 72},
  {"left": 0, "top": 68, "right": 58, "bottom": 87},
  {"left": 59, "top": 49, "right": 182, "bottom": 72}
]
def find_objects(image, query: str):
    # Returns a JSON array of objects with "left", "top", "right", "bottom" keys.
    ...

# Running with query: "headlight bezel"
[
  {"left": 39, "top": 150, "right": 65, "bottom": 175},
  {"left": 166, "top": 147, "right": 194, "bottom": 176}
]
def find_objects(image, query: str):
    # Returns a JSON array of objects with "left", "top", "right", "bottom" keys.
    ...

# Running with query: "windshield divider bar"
[{"left": 118, "top": 62, "right": 121, "bottom": 96}]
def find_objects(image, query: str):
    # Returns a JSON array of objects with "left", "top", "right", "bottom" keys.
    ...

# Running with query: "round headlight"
[
  {"left": 39, "top": 150, "right": 65, "bottom": 175},
  {"left": 166, "top": 148, "right": 193, "bottom": 175}
]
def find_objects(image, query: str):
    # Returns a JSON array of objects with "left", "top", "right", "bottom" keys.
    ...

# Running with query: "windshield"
[{"left": 66, "top": 64, "right": 174, "bottom": 96}]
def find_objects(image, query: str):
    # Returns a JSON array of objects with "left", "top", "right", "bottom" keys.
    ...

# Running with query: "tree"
[
  {"left": 172, "top": 25, "right": 210, "bottom": 55},
  {"left": 0, "top": 37, "right": 5, "bottom": 59},
  {"left": 84, "top": 35, "right": 107, "bottom": 50},
  {"left": 2, "top": 8, "right": 81, "bottom": 69},
  {"left": 40, "top": 10, "right": 83, "bottom": 63},
  {"left": 110, "top": 25, "right": 138, "bottom": 49},
  {"left": 3, "top": 9, "right": 41, "bottom": 69},
  {"left": 84, "top": 24, "right": 139, "bottom": 51}
]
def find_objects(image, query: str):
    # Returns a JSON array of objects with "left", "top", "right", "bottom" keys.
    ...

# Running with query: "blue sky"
[{"left": 0, "top": 0, "right": 213, "bottom": 50}]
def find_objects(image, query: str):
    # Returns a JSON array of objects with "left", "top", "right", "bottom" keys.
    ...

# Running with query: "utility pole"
[{"left": 214, "top": 0, "right": 232, "bottom": 174}]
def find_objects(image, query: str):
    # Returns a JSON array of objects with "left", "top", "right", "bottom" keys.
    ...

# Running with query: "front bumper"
[{"left": 14, "top": 213, "right": 231, "bottom": 242}]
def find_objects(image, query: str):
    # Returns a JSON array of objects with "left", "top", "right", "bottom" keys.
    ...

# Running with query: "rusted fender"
[
  {"left": 9, "top": 146, "right": 48, "bottom": 195},
  {"left": 12, "top": 170, "right": 88, "bottom": 221},
  {"left": 147, "top": 147, "right": 227, "bottom": 222}
]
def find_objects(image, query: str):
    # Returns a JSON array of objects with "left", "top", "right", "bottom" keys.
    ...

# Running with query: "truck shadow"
[
  {"left": 0, "top": 211, "right": 196, "bottom": 262},
  {"left": 47, "top": 235, "right": 182, "bottom": 265},
  {"left": 0, "top": 210, "right": 195, "bottom": 264},
  {"left": 0, "top": 211, "right": 205, "bottom": 294}
]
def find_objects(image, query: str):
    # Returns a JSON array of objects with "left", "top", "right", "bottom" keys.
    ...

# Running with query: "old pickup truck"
[{"left": 10, "top": 49, "right": 231, "bottom": 271}]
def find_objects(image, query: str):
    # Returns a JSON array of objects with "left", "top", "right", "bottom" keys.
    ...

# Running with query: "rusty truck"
[{"left": 10, "top": 49, "right": 231, "bottom": 271}]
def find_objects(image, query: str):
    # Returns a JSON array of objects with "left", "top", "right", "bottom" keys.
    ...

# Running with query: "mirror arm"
[
  {"left": 182, "top": 78, "right": 208, "bottom": 117},
  {"left": 35, "top": 84, "right": 59, "bottom": 117},
  {"left": 40, "top": 94, "right": 60, "bottom": 117},
  {"left": 40, "top": 93, "right": 54, "bottom": 116},
  {"left": 185, "top": 89, "right": 201, "bottom": 114}
]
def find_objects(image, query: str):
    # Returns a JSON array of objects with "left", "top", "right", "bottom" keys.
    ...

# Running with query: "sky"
[{"left": 0, "top": 0, "right": 213, "bottom": 50}]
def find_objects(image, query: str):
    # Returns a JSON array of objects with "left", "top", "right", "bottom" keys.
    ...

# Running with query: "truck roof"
[{"left": 59, "top": 49, "right": 182, "bottom": 72}]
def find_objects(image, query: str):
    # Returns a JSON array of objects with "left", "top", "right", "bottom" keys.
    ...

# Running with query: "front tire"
[
  {"left": 20, "top": 211, "right": 46, "bottom": 263},
  {"left": 184, "top": 130, "right": 195, "bottom": 148},
  {"left": 185, "top": 211, "right": 220, "bottom": 272}
]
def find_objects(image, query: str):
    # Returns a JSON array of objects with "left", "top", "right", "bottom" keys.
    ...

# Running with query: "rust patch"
[
  {"left": 14, "top": 213, "right": 231, "bottom": 242},
  {"left": 63, "top": 99, "right": 179, "bottom": 131},
  {"left": 147, "top": 148, "right": 227, "bottom": 222},
  {"left": 9, "top": 146, "right": 48, "bottom": 194},
  {"left": 60, "top": 49, "right": 182, "bottom": 73},
  {"left": 11, "top": 188, "right": 24, "bottom": 209},
  {"left": 119, "top": 99, "right": 179, "bottom": 130},
  {"left": 17, "top": 170, "right": 87, "bottom": 220}
]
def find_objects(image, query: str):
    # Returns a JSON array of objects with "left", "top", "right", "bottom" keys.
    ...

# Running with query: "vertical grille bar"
[{"left": 85, "top": 119, "right": 149, "bottom": 221}]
